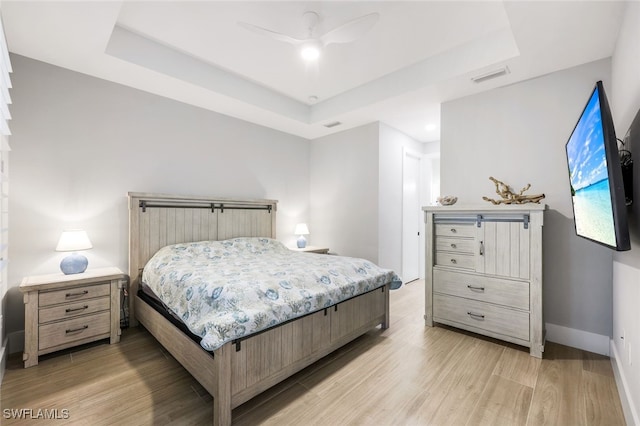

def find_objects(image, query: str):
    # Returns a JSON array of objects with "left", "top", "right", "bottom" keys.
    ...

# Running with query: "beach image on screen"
[{"left": 566, "top": 88, "right": 616, "bottom": 247}]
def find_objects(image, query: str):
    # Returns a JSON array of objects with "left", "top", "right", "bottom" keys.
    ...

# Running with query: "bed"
[{"left": 128, "top": 192, "right": 399, "bottom": 425}]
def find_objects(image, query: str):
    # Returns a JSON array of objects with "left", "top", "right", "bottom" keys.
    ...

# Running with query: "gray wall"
[
  {"left": 309, "top": 121, "right": 426, "bottom": 277},
  {"left": 309, "top": 123, "right": 380, "bottom": 262},
  {"left": 441, "top": 58, "right": 614, "bottom": 337},
  {"left": 6, "top": 54, "right": 311, "bottom": 334}
]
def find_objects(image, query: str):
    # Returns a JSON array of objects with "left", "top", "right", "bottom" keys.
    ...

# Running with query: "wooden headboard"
[{"left": 128, "top": 192, "right": 278, "bottom": 325}]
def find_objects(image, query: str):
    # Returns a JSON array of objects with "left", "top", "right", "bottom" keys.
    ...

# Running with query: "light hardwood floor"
[{"left": 1, "top": 280, "right": 625, "bottom": 425}]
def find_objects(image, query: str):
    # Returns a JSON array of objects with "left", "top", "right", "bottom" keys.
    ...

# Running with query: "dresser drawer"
[
  {"left": 39, "top": 296, "right": 110, "bottom": 324},
  {"left": 39, "top": 311, "right": 111, "bottom": 351},
  {"left": 435, "top": 252, "right": 475, "bottom": 270},
  {"left": 39, "top": 283, "right": 110, "bottom": 307},
  {"left": 434, "top": 269, "right": 529, "bottom": 310},
  {"left": 435, "top": 237, "right": 476, "bottom": 254},
  {"left": 435, "top": 223, "right": 476, "bottom": 238},
  {"left": 433, "top": 294, "right": 529, "bottom": 341}
]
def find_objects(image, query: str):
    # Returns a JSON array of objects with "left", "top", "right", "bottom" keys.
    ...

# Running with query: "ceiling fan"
[{"left": 238, "top": 11, "right": 380, "bottom": 61}]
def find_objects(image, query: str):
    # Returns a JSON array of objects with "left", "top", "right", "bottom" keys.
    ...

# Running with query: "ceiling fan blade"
[
  {"left": 320, "top": 12, "right": 380, "bottom": 45},
  {"left": 238, "top": 21, "right": 304, "bottom": 45}
]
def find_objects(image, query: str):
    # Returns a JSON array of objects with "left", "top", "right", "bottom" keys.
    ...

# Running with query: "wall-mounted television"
[{"left": 565, "top": 81, "right": 630, "bottom": 251}]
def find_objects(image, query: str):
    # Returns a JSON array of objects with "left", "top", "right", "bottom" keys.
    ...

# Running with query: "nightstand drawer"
[
  {"left": 39, "top": 283, "right": 110, "bottom": 307},
  {"left": 433, "top": 269, "right": 529, "bottom": 310},
  {"left": 39, "top": 311, "right": 111, "bottom": 351},
  {"left": 39, "top": 296, "right": 110, "bottom": 324},
  {"left": 434, "top": 294, "right": 529, "bottom": 341},
  {"left": 435, "top": 223, "right": 476, "bottom": 238},
  {"left": 435, "top": 237, "right": 475, "bottom": 254},
  {"left": 435, "top": 252, "right": 475, "bottom": 270}
]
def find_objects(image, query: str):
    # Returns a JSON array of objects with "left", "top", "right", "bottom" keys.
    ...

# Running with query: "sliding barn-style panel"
[
  {"left": 217, "top": 208, "right": 273, "bottom": 240},
  {"left": 229, "top": 308, "right": 331, "bottom": 400},
  {"left": 228, "top": 286, "right": 388, "bottom": 408},
  {"left": 476, "top": 220, "right": 530, "bottom": 280},
  {"left": 331, "top": 287, "right": 387, "bottom": 343},
  {"left": 137, "top": 207, "right": 219, "bottom": 268}
]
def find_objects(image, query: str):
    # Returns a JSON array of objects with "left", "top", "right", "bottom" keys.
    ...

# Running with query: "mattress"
[{"left": 142, "top": 237, "right": 401, "bottom": 351}]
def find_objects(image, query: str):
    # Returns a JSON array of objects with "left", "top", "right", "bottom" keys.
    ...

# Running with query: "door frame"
[{"left": 402, "top": 147, "right": 424, "bottom": 282}]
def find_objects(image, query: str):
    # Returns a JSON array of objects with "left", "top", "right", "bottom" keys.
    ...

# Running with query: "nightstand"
[
  {"left": 290, "top": 246, "right": 330, "bottom": 254},
  {"left": 20, "top": 267, "right": 127, "bottom": 368}
]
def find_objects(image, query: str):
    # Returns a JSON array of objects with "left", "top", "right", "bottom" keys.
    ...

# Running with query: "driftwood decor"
[{"left": 482, "top": 176, "right": 546, "bottom": 205}]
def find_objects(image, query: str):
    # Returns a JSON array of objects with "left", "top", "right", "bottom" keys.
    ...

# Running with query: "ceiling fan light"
[{"left": 300, "top": 41, "right": 321, "bottom": 61}]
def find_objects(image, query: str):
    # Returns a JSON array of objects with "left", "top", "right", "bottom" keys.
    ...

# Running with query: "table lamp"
[
  {"left": 56, "top": 229, "right": 92, "bottom": 274},
  {"left": 294, "top": 223, "right": 309, "bottom": 248}
]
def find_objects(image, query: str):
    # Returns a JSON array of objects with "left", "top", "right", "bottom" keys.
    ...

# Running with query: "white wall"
[
  {"left": 309, "top": 121, "right": 427, "bottom": 277},
  {"left": 6, "top": 54, "right": 311, "bottom": 336},
  {"left": 610, "top": 2, "right": 640, "bottom": 423},
  {"left": 309, "top": 122, "right": 380, "bottom": 262},
  {"left": 441, "top": 58, "right": 614, "bottom": 353},
  {"left": 422, "top": 141, "right": 441, "bottom": 205},
  {"left": 378, "top": 123, "right": 426, "bottom": 275}
]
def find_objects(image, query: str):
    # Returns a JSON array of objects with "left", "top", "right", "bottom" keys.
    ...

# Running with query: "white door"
[{"left": 402, "top": 150, "right": 421, "bottom": 282}]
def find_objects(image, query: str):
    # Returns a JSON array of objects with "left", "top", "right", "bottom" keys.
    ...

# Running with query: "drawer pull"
[
  {"left": 467, "top": 311, "right": 485, "bottom": 320},
  {"left": 450, "top": 243, "right": 457, "bottom": 249},
  {"left": 479, "top": 241, "right": 485, "bottom": 256},
  {"left": 65, "top": 305, "right": 89, "bottom": 313},
  {"left": 66, "top": 290, "right": 89, "bottom": 298},
  {"left": 467, "top": 285, "right": 485, "bottom": 292},
  {"left": 65, "top": 325, "right": 89, "bottom": 334},
  {"left": 450, "top": 259, "right": 457, "bottom": 264},
  {"left": 450, "top": 228, "right": 457, "bottom": 233}
]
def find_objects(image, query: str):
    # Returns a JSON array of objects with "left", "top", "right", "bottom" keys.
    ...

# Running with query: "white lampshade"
[
  {"left": 294, "top": 223, "right": 309, "bottom": 236},
  {"left": 56, "top": 230, "right": 93, "bottom": 252}
]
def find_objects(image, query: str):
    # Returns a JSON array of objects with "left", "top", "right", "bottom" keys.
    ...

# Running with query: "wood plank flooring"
[{"left": 1, "top": 280, "right": 625, "bottom": 425}]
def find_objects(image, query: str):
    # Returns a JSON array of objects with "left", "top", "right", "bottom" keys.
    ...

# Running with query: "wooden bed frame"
[{"left": 128, "top": 192, "right": 391, "bottom": 425}]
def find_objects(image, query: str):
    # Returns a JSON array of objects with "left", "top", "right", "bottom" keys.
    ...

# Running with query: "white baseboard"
[
  {"left": 545, "top": 323, "right": 610, "bottom": 356},
  {"left": 8, "top": 330, "right": 24, "bottom": 355},
  {"left": 610, "top": 339, "right": 640, "bottom": 426}
]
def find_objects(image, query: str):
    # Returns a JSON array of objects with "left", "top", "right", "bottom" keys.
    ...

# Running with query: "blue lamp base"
[
  {"left": 297, "top": 235, "right": 307, "bottom": 248},
  {"left": 60, "top": 253, "right": 88, "bottom": 275}
]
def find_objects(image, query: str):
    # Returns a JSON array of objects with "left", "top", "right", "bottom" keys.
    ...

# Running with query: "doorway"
[{"left": 402, "top": 149, "right": 422, "bottom": 283}]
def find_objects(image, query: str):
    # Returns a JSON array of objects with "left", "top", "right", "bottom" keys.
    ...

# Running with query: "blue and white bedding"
[{"left": 142, "top": 237, "right": 401, "bottom": 351}]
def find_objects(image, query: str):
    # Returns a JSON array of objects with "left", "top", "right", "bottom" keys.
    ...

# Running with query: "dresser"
[
  {"left": 423, "top": 204, "right": 546, "bottom": 358},
  {"left": 20, "top": 267, "right": 127, "bottom": 367}
]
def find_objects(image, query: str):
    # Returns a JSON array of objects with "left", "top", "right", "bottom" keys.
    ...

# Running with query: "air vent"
[
  {"left": 471, "top": 66, "right": 510, "bottom": 84},
  {"left": 323, "top": 121, "right": 342, "bottom": 128}
]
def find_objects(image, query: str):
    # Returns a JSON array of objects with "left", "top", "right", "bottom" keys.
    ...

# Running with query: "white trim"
[
  {"left": 610, "top": 339, "right": 640, "bottom": 426},
  {"left": 545, "top": 322, "right": 610, "bottom": 356},
  {"left": 8, "top": 329, "right": 23, "bottom": 355},
  {"left": 0, "top": 337, "right": 6, "bottom": 386},
  {"left": 401, "top": 147, "right": 424, "bottom": 282}
]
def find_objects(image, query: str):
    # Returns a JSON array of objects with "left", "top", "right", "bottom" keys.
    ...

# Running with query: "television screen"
[{"left": 565, "top": 81, "right": 630, "bottom": 251}]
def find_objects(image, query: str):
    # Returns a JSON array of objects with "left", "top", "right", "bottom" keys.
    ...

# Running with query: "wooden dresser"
[
  {"left": 423, "top": 204, "right": 546, "bottom": 358},
  {"left": 20, "top": 267, "right": 127, "bottom": 367}
]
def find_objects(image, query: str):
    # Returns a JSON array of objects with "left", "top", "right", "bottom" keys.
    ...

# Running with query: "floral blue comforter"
[{"left": 142, "top": 238, "right": 401, "bottom": 351}]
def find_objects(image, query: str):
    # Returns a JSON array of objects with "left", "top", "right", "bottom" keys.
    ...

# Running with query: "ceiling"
[{"left": 1, "top": 1, "right": 627, "bottom": 143}]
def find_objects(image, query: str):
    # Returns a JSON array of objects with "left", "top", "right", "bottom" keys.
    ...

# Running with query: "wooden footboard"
[{"left": 135, "top": 284, "right": 390, "bottom": 426}]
